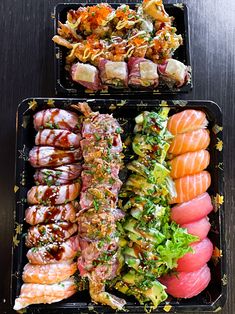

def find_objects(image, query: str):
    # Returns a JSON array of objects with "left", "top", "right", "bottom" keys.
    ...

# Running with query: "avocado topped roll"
[
  {"left": 98, "top": 59, "right": 128, "bottom": 88},
  {"left": 128, "top": 57, "right": 159, "bottom": 88}
]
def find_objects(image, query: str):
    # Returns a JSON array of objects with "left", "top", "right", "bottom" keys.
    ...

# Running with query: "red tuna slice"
[
  {"left": 176, "top": 237, "right": 213, "bottom": 272},
  {"left": 181, "top": 217, "right": 211, "bottom": 241},
  {"left": 170, "top": 192, "right": 213, "bottom": 225},
  {"left": 159, "top": 264, "right": 211, "bottom": 298}
]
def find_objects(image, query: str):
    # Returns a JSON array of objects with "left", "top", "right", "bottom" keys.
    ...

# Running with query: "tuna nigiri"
[
  {"left": 181, "top": 217, "right": 211, "bottom": 241},
  {"left": 176, "top": 237, "right": 213, "bottom": 272},
  {"left": 170, "top": 192, "right": 213, "bottom": 224},
  {"left": 22, "top": 262, "right": 77, "bottom": 284},
  {"left": 167, "top": 110, "right": 208, "bottom": 135},
  {"left": 168, "top": 129, "right": 210, "bottom": 156},
  {"left": 170, "top": 150, "right": 210, "bottom": 179},
  {"left": 170, "top": 171, "right": 211, "bottom": 204},
  {"left": 159, "top": 264, "right": 211, "bottom": 298},
  {"left": 13, "top": 278, "right": 76, "bottom": 311}
]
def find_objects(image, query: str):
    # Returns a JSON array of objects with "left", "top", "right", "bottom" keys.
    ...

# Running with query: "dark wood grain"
[{"left": 0, "top": 0, "right": 234, "bottom": 313}]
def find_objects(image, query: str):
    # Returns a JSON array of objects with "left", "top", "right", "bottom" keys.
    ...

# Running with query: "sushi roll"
[
  {"left": 71, "top": 61, "right": 102, "bottom": 91},
  {"left": 128, "top": 57, "right": 159, "bottom": 88},
  {"left": 158, "top": 59, "right": 189, "bottom": 87},
  {"left": 98, "top": 59, "right": 128, "bottom": 88}
]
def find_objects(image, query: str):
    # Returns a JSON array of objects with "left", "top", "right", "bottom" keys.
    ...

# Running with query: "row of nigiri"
[
  {"left": 161, "top": 109, "right": 214, "bottom": 299},
  {"left": 14, "top": 109, "right": 83, "bottom": 311},
  {"left": 71, "top": 57, "right": 189, "bottom": 91}
]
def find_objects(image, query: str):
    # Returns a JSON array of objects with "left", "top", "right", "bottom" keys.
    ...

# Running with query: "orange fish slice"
[
  {"left": 170, "top": 171, "right": 211, "bottom": 204},
  {"left": 169, "top": 129, "right": 210, "bottom": 156},
  {"left": 170, "top": 149, "right": 210, "bottom": 179},
  {"left": 167, "top": 109, "right": 208, "bottom": 135}
]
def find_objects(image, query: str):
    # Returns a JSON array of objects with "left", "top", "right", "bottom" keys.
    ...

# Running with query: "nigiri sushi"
[
  {"left": 13, "top": 278, "right": 76, "bottom": 311},
  {"left": 25, "top": 202, "right": 79, "bottom": 225},
  {"left": 27, "top": 182, "right": 81, "bottom": 205},
  {"left": 170, "top": 192, "right": 213, "bottom": 224},
  {"left": 181, "top": 217, "right": 211, "bottom": 241},
  {"left": 33, "top": 109, "right": 81, "bottom": 133},
  {"left": 168, "top": 129, "right": 210, "bottom": 156},
  {"left": 26, "top": 235, "right": 79, "bottom": 265},
  {"left": 167, "top": 110, "right": 208, "bottom": 135},
  {"left": 169, "top": 150, "right": 210, "bottom": 179},
  {"left": 159, "top": 264, "right": 211, "bottom": 298},
  {"left": 170, "top": 171, "right": 211, "bottom": 204},
  {"left": 22, "top": 262, "right": 77, "bottom": 284},
  {"left": 176, "top": 237, "right": 213, "bottom": 272}
]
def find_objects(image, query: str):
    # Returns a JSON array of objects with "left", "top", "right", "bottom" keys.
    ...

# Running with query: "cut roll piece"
[
  {"left": 167, "top": 110, "right": 208, "bottom": 135},
  {"left": 168, "top": 129, "right": 210, "bottom": 156},
  {"left": 170, "top": 192, "right": 213, "bottom": 225},
  {"left": 22, "top": 262, "right": 77, "bottom": 284},
  {"left": 33, "top": 108, "right": 81, "bottom": 132},
  {"left": 71, "top": 61, "right": 103, "bottom": 91},
  {"left": 25, "top": 202, "right": 79, "bottom": 225},
  {"left": 98, "top": 59, "right": 128, "bottom": 88},
  {"left": 13, "top": 278, "right": 76, "bottom": 311},
  {"left": 128, "top": 57, "right": 159, "bottom": 88},
  {"left": 170, "top": 171, "right": 211, "bottom": 204},
  {"left": 169, "top": 150, "right": 210, "bottom": 179},
  {"left": 159, "top": 264, "right": 211, "bottom": 298},
  {"left": 27, "top": 182, "right": 81, "bottom": 205},
  {"left": 158, "top": 59, "right": 188, "bottom": 87},
  {"left": 35, "top": 129, "right": 81, "bottom": 149}
]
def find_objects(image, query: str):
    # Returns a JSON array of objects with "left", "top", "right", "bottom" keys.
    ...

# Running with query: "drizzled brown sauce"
[{"left": 44, "top": 244, "right": 65, "bottom": 261}]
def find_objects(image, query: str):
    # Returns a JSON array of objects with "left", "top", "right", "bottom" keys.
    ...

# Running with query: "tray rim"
[
  {"left": 11, "top": 97, "right": 226, "bottom": 313},
  {"left": 53, "top": 2, "right": 192, "bottom": 96}
]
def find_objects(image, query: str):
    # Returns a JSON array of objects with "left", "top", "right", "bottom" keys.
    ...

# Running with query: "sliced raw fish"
[
  {"left": 170, "top": 150, "right": 210, "bottom": 179},
  {"left": 25, "top": 222, "right": 78, "bottom": 247},
  {"left": 168, "top": 129, "right": 210, "bottom": 156},
  {"left": 181, "top": 217, "right": 211, "bottom": 241},
  {"left": 176, "top": 237, "right": 213, "bottom": 272},
  {"left": 25, "top": 202, "right": 79, "bottom": 225},
  {"left": 22, "top": 262, "right": 77, "bottom": 284},
  {"left": 13, "top": 278, "right": 76, "bottom": 311},
  {"left": 33, "top": 108, "right": 81, "bottom": 132},
  {"left": 159, "top": 264, "right": 211, "bottom": 298},
  {"left": 167, "top": 110, "right": 208, "bottom": 135},
  {"left": 170, "top": 171, "right": 211, "bottom": 204},
  {"left": 35, "top": 129, "right": 81, "bottom": 149},
  {"left": 34, "top": 163, "right": 82, "bottom": 185},
  {"left": 170, "top": 192, "right": 213, "bottom": 224},
  {"left": 26, "top": 235, "right": 79, "bottom": 265},
  {"left": 27, "top": 182, "right": 81, "bottom": 205},
  {"left": 29, "top": 146, "right": 82, "bottom": 168}
]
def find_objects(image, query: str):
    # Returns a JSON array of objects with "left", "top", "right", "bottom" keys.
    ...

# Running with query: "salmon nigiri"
[
  {"left": 170, "top": 171, "right": 211, "bottom": 204},
  {"left": 168, "top": 129, "right": 210, "bottom": 156},
  {"left": 169, "top": 149, "right": 210, "bottom": 179},
  {"left": 167, "top": 109, "right": 208, "bottom": 135},
  {"left": 13, "top": 278, "right": 76, "bottom": 311},
  {"left": 22, "top": 262, "right": 77, "bottom": 284}
]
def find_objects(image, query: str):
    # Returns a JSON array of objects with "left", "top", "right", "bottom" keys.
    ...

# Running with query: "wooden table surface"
[{"left": 0, "top": 0, "right": 234, "bottom": 313}]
